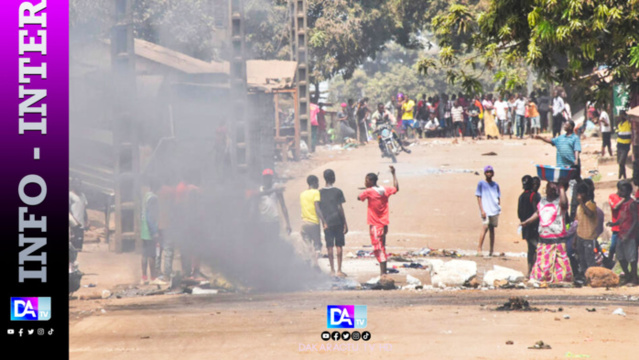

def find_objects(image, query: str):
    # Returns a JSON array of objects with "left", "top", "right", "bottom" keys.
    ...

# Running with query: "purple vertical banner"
[{"left": 0, "top": 0, "right": 69, "bottom": 356}]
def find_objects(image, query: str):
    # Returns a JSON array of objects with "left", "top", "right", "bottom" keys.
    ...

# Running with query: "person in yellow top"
[
  {"left": 300, "top": 175, "right": 325, "bottom": 267},
  {"left": 616, "top": 111, "right": 631, "bottom": 179},
  {"left": 399, "top": 93, "right": 416, "bottom": 139}
]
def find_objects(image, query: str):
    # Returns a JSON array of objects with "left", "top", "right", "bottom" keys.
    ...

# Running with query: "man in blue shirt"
[
  {"left": 476, "top": 166, "right": 501, "bottom": 256},
  {"left": 534, "top": 119, "right": 581, "bottom": 169}
]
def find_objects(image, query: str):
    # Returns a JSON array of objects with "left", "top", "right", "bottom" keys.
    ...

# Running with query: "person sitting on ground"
[
  {"left": 606, "top": 181, "right": 639, "bottom": 285},
  {"left": 300, "top": 175, "right": 325, "bottom": 269},
  {"left": 518, "top": 175, "right": 541, "bottom": 277},
  {"left": 358, "top": 166, "right": 399, "bottom": 276},
  {"left": 424, "top": 113, "right": 440, "bottom": 137},
  {"left": 521, "top": 181, "right": 573, "bottom": 283},
  {"left": 318, "top": 169, "right": 348, "bottom": 277}
]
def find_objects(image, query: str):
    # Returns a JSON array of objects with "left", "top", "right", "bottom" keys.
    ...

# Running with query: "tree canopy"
[{"left": 421, "top": 0, "right": 639, "bottom": 105}]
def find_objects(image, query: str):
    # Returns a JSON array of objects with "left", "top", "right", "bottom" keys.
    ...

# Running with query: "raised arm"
[
  {"left": 534, "top": 135, "right": 553, "bottom": 144},
  {"left": 558, "top": 184, "right": 568, "bottom": 211},
  {"left": 390, "top": 165, "right": 399, "bottom": 192}
]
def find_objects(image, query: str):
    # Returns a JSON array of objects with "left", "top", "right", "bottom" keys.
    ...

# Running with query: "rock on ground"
[
  {"left": 483, "top": 265, "right": 526, "bottom": 287},
  {"left": 430, "top": 260, "right": 477, "bottom": 288},
  {"left": 585, "top": 267, "right": 619, "bottom": 288}
]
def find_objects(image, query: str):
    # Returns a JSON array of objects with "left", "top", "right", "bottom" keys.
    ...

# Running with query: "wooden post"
[{"left": 275, "top": 93, "right": 280, "bottom": 137}]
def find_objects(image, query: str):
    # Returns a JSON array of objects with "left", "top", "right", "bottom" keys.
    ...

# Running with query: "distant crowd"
[{"left": 332, "top": 89, "right": 569, "bottom": 144}]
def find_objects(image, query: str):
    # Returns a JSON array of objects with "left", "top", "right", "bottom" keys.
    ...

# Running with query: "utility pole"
[{"left": 110, "top": 0, "right": 140, "bottom": 253}]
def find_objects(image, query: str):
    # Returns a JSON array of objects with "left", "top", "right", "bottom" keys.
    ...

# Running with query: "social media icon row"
[
  {"left": 321, "top": 331, "right": 371, "bottom": 341},
  {"left": 7, "top": 328, "right": 53, "bottom": 336}
]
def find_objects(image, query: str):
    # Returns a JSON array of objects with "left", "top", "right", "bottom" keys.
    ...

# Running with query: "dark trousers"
[
  {"left": 618, "top": 143, "right": 630, "bottom": 179},
  {"left": 71, "top": 226, "right": 84, "bottom": 251},
  {"left": 576, "top": 237, "right": 597, "bottom": 280},
  {"left": 525, "top": 235, "right": 538, "bottom": 273},
  {"left": 552, "top": 114, "right": 564, "bottom": 137}
]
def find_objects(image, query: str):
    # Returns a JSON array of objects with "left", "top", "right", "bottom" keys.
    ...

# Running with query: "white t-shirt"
[
  {"left": 494, "top": 100, "right": 509, "bottom": 120},
  {"left": 451, "top": 106, "right": 464, "bottom": 123},
  {"left": 514, "top": 98, "right": 527, "bottom": 116},
  {"left": 69, "top": 191, "right": 88, "bottom": 226},
  {"left": 599, "top": 111, "right": 611, "bottom": 133},
  {"left": 425, "top": 119, "right": 439, "bottom": 130}
]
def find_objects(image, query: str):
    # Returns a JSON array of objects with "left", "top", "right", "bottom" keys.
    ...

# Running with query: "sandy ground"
[{"left": 70, "top": 135, "right": 639, "bottom": 359}]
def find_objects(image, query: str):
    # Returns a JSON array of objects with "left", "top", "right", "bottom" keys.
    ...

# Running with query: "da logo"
[
  {"left": 10, "top": 297, "right": 51, "bottom": 321},
  {"left": 327, "top": 305, "right": 367, "bottom": 329}
]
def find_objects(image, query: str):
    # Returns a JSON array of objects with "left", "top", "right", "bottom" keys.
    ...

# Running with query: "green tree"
[{"left": 421, "top": 0, "right": 639, "bottom": 105}]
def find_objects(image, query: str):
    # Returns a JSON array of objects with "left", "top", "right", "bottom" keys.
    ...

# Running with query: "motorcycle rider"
[{"left": 372, "top": 103, "right": 411, "bottom": 157}]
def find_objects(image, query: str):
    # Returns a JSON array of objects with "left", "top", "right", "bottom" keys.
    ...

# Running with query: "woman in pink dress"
[{"left": 520, "top": 182, "right": 574, "bottom": 283}]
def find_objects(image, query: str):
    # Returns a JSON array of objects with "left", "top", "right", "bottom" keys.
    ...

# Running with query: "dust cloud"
[{"left": 70, "top": 0, "right": 326, "bottom": 293}]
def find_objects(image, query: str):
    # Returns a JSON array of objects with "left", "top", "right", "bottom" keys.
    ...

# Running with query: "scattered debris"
[
  {"left": 464, "top": 276, "right": 480, "bottom": 288},
  {"left": 586, "top": 308, "right": 596, "bottom": 312},
  {"left": 83, "top": 283, "right": 97, "bottom": 288},
  {"left": 140, "top": 336, "right": 150, "bottom": 339},
  {"left": 506, "top": 340, "right": 514, "bottom": 345},
  {"left": 483, "top": 265, "right": 526, "bottom": 287},
  {"left": 192, "top": 287, "right": 219, "bottom": 295},
  {"left": 563, "top": 314, "right": 571, "bottom": 319},
  {"left": 612, "top": 308, "right": 626, "bottom": 316},
  {"left": 585, "top": 267, "right": 619, "bottom": 288},
  {"left": 482, "top": 152, "right": 498, "bottom": 156},
  {"left": 346, "top": 252, "right": 357, "bottom": 259},
  {"left": 565, "top": 352, "right": 591, "bottom": 358},
  {"left": 496, "top": 297, "right": 540, "bottom": 312},
  {"left": 364, "top": 276, "right": 395, "bottom": 290},
  {"left": 528, "top": 340, "right": 551, "bottom": 350},
  {"left": 402, "top": 275, "right": 423, "bottom": 290},
  {"left": 430, "top": 260, "right": 477, "bottom": 288},
  {"left": 101, "top": 290, "right": 111, "bottom": 299},
  {"left": 402, "top": 262, "right": 426, "bottom": 269},
  {"left": 387, "top": 268, "right": 400, "bottom": 274}
]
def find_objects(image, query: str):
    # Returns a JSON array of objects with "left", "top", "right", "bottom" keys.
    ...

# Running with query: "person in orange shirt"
[{"left": 527, "top": 97, "right": 541, "bottom": 136}]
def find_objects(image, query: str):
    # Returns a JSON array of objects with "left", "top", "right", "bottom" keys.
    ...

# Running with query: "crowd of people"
[{"left": 333, "top": 89, "right": 568, "bottom": 143}]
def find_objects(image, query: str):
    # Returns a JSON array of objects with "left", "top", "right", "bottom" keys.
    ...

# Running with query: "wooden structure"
[
  {"left": 290, "top": 0, "right": 310, "bottom": 157},
  {"left": 110, "top": 0, "right": 140, "bottom": 253},
  {"left": 229, "top": 0, "right": 249, "bottom": 174}
]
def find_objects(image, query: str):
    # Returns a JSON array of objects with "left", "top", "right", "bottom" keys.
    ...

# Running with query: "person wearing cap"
[
  {"left": 337, "top": 102, "right": 356, "bottom": 143},
  {"left": 476, "top": 165, "right": 501, "bottom": 256},
  {"left": 257, "top": 168, "right": 291, "bottom": 238}
]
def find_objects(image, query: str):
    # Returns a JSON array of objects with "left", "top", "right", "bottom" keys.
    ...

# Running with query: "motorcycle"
[{"left": 374, "top": 123, "right": 403, "bottom": 163}]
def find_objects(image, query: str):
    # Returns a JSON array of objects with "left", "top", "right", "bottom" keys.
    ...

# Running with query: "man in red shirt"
[{"left": 358, "top": 166, "right": 399, "bottom": 276}]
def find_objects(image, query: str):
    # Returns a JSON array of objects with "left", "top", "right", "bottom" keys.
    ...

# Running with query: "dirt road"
[{"left": 70, "top": 137, "right": 639, "bottom": 359}]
